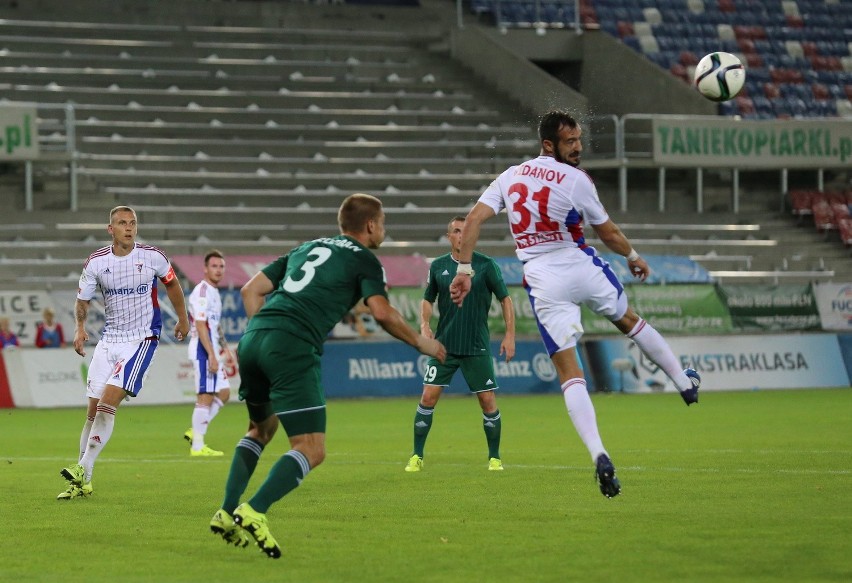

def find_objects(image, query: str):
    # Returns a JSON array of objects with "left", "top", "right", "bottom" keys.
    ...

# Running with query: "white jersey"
[
  {"left": 187, "top": 280, "right": 223, "bottom": 359},
  {"left": 478, "top": 155, "right": 610, "bottom": 262},
  {"left": 77, "top": 243, "right": 176, "bottom": 343}
]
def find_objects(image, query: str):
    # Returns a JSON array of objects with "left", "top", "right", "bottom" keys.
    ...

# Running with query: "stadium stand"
[
  {"left": 477, "top": 0, "right": 852, "bottom": 119},
  {"left": 0, "top": 0, "right": 849, "bottom": 290}
]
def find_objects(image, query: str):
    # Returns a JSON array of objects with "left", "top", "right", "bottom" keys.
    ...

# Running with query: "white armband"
[
  {"left": 456, "top": 262, "right": 473, "bottom": 276},
  {"left": 626, "top": 249, "right": 640, "bottom": 262}
]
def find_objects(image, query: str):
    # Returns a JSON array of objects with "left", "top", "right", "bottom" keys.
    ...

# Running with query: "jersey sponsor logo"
[
  {"left": 103, "top": 283, "right": 150, "bottom": 296},
  {"left": 348, "top": 358, "right": 417, "bottom": 379},
  {"left": 516, "top": 231, "right": 565, "bottom": 249}
]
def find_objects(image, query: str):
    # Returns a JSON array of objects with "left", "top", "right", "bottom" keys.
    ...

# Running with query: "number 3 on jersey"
[
  {"left": 283, "top": 247, "right": 333, "bottom": 293},
  {"left": 508, "top": 183, "right": 559, "bottom": 234}
]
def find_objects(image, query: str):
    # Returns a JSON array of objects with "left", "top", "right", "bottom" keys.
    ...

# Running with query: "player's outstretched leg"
[
  {"left": 210, "top": 509, "right": 251, "bottom": 548},
  {"left": 595, "top": 454, "right": 621, "bottom": 499},
  {"left": 233, "top": 502, "right": 281, "bottom": 559},
  {"left": 681, "top": 368, "right": 701, "bottom": 406}
]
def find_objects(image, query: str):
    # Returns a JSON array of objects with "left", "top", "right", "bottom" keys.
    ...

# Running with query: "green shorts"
[
  {"left": 422, "top": 353, "right": 498, "bottom": 393},
  {"left": 237, "top": 329, "right": 326, "bottom": 429}
]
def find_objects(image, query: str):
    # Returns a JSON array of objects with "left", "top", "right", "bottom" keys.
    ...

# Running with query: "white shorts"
[
  {"left": 523, "top": 246, "right": 628, "bottom": 355},
  {"left": 86, "top": 337, "right": 159, "bottom": 399},
  {"left": 192, "top": 359, "right": 231, "bottom": 394}
]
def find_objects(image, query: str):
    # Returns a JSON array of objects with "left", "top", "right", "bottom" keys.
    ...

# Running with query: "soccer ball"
[{"left": 694, "top": 52, "right": 746, "bottom": 102}]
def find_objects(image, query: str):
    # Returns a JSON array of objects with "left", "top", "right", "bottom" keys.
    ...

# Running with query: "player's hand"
[
  {"left": 73, "top": 329, "right": 88, "bottom": 357},
  {"left": 416, "top": 336, "right": 446, "bottom": 364},
  {"left": 221, "top": 349, "right": 235, "bottom": 366},
  {"left": 174, "top": 319, "right": 190, "bottom": 342},
  {"left": 500, "top": 337, "right": 515, "bottom": 362},
  {"left": 449, "top": 274, "right": 471, "bottom": 306},
  {"left": 628, "top": 256, "right": 650, "bottom": 282},
  {"left": 208, "top": 357, "right": 219, "bottom": 374}
]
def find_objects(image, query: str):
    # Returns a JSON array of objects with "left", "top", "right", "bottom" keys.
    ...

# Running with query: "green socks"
[
  {"left": 483, "top": 409, "right": 501, "bottom": 459},
  {"left": 249, "top": 450, "right": 311, "bottom": 514},
  {"left": 412, "top": 404, "right": 434, "bottom": 457},
  {"left": 222, "top": 437, "right": 264, "bottom": 513}
]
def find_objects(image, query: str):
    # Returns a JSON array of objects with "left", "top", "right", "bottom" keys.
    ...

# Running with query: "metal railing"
[{"left": 8, "top": 104, "right": 851, "bottom": 216}]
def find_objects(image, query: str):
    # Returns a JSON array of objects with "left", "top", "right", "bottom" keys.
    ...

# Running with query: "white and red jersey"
[
  {"left": 77, "top": 243, "right": 176, "bottom": 343},
  {"left": 187, "top": 280, "right": 223, "bottom": 359},
  {"left": 478, "top": 155, "right": 609, "bottom": 262}
]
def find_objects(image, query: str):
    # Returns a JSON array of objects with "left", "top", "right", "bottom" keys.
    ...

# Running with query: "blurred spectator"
[
  {"left": 36, "top": 308, "right": 66, "bottom": 348},
  {"left": 0, "top": 316, "right": 20, "bottom": 349}
]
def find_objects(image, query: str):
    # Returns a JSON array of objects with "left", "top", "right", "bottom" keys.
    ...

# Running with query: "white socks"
[
  {"left": 80, "top": 404, "right": 116, "bottom": 481},
  {"left": 209, "top": 396, "right": 224, "bottom": 423},
  {"left": 79, "top": 416, "right": 94, "bottom": 461},
  {"left": 627, "top": 318, "right": 692, "bottom": 392},
  {"left": 562, "top": 379, "right": 606, "bottom": 462},
  {"left": 191, "top": 404, "right": 211, "bottom": 450}
]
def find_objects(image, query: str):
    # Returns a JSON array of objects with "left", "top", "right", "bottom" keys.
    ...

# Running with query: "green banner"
[
  {"left": 653, "top": 117, "right": 852, "bottom": 168},
  {"left": 717, "top": 283, "right": 821, "bottom": 331},
  {"left": 581, "top": 284, "right": 733, "bottom": 335},
  {"left": 390, "top": 285, "right": 733, "bottom": 338}
]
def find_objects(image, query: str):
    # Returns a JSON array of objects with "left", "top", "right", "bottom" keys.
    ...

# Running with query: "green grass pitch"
[{"left": 1, "top": 388, "right": 850, "bottom": 583}]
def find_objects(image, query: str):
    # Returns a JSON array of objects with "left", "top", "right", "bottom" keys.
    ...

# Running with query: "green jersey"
[
  {"left": 246, "top": 235, "right": 388, "bottom": 351},
  {"left": 424, "top": 251, "right": 509, "bottom": 355}
]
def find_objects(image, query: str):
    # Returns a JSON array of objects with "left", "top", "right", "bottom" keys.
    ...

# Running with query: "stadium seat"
[
  {"left": 789, "top": 190, "right": 814, "bottom": 217},
  {"left": 838, "top": 218, "right": 852, "bottom": 247},
  {"left": 811, "top": 194, "right": 836, "bottom": 233}
]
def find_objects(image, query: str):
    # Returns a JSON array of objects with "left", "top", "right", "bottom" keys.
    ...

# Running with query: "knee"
[
  {"left": 295, "top": 441, "right": 325, "bottom": 468},
  {"left": 615, "top": 308, "right": 640, "bottom": 334},
  {"left": 218, "top": 390, "right": 230, "bottom": 404},
  {"left": 306, "top": 447, "right": 326, "bottom": 468},
  {"left": 247, "top": 420, "right": 277, "bottom": 445},
  {"left": 420, "top": 389, "right": 440, "bottom": 408}
]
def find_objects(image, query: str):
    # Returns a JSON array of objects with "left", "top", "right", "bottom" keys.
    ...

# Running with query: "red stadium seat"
[
  {"left": 811, "top": 83, "right": 830, "bottom": 100},
  {"left": 745, "top": 53, "right": 764, "bottom": 68},
  {"left": 838, "top": 218, "right": 852, "bottom": 247},
  {"left": 801, "top": 41, "right": 819, "bottom": 57},
  {"left": 790, "top": 190, "right": 814, "bottom": 216},
  {"left": 812, "top": 195, "right": 836, "bottom": 232},
  {"left": 764, "top": 82, "right": 781, "bottom": 99}
]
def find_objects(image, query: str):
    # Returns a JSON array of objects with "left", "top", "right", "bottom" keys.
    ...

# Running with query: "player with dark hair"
[
  {"left": 450, "top": 110, "right": 700, "bottom": 498},
  {"left": 184, "top": 249, "right": 233, "bottom": 457},
  {"left": 209, "top": 193, "right": 446, "bottom": 557},
  {"left": 58, "top": 206, "right": 190, "bottom": 499},
  {"left": 404, "top": 215, "right": 515, "bottom": 472}
]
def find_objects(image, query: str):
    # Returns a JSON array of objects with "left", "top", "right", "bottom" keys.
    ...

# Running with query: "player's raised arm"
[{"left": 450, "top": 202, "right": 495, "bottom": 306}]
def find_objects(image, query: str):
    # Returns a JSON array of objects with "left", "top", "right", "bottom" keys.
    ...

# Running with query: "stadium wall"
[
  {"left": 1, "top": 333, "right": 848, "bottom": 409},
  {"left": 449, "top": 26, "right": 589, "bottom": 120}
]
